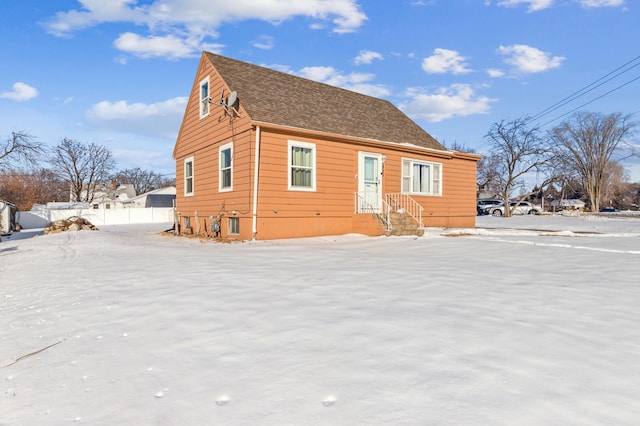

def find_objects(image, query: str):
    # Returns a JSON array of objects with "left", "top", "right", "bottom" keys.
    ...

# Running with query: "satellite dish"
[{"left": 227, "top": 91, "right": 237, "bottom": 107}]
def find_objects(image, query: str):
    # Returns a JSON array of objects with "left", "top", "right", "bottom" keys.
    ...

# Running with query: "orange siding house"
[{"left": 173, "top": 52, "right": 479, "bottom": 240}]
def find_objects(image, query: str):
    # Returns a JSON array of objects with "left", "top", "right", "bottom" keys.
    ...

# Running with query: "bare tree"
[
  {"left": 484, "top": 118, "right": 553, "bottom": 216},
  {"left": 49, "top": 138, "right": 116, "bottom": 203},
  {"left": 476, "top": 152, "right": 503, "bottom": 198},
  {"left": 111, "top": 168, "right": 174, "bottom": 195},
  {"left": 0, "top": 131, "right": 44, "bottom": 171},
  {"left": 550, "top": 112, "right": 636, "bottom": 212},
  {"left": 445, "top": 142, "right": 499, "bottom": 199},
  {"left": 0, "top": 168, "right": 69, "bottom": 210},
  {"left": 601, "top": 160, "right": 629, "bottom": 209}
]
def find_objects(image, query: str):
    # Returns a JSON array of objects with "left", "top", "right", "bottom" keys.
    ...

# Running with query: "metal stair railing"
[
  {"left": 354, "top": 192, "right": 392, "bottom": 231},
  {"left": 385, "top": 193, "right": 424, "bottom": 228}
]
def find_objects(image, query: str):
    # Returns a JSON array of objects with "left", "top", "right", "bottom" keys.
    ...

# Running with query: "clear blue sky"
[{"left": 2, "top": 0, "right": 639, "bottom": 181}]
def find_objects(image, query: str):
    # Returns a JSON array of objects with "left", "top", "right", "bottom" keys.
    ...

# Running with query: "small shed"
[{"left": 0, "top": 199, "right": 18, "bottom": 235}]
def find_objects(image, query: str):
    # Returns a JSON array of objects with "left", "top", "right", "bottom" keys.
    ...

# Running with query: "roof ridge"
[
  {"left": 204, "top": 51, "right": 393, "bottom": 104},
  {"left": 202, "top": 52, "right": 444, "bottom": 151}
]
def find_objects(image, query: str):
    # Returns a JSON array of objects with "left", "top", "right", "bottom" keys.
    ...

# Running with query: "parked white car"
[
  {"left": 490, "top": 201, "right": 541, "bottom": 216},
  {"left": 477, "top": 198, "right": 503, "bottom": 215}
]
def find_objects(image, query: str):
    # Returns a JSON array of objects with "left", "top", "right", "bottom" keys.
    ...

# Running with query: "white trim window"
[
  {"left": 288, "top": 140, "right": 316, "bottom": 191},
  {"left": 184, "top": 156, "right": 194, "bottom": 196},
  {"left": 402, "top": 158, "right": 442, "bottom": 196},
  {"left": 219, "top": 142, "right": 233, "bottom": 192},
  {"left": 199, "top": 77, "right": 210, "bottom": 118}
]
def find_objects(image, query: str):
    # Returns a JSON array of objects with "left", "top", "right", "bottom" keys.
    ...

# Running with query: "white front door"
[{"left": 358, "top": 152, "right": 383, "bottom": 212}]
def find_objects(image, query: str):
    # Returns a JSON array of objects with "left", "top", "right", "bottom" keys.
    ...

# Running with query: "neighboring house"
[
  {"left": 89, "top": 183, "right": 137, "bottom": 209},
  {"left": 122, "top": 186, "right": 176, "bottom": 208},
  {"left": 1, "top": 199, "right": 18, "bottom": 235},
  {"left": 173, "top": 52, "right": 480, "bottom": 240}
]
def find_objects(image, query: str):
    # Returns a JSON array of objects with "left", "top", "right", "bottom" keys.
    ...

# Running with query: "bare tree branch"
[
  {"left": 111, "top": 168, "right": 173, "bottom": 195},
  {"left": 0, "top": 132, "right": 45, "bottom": 171}
]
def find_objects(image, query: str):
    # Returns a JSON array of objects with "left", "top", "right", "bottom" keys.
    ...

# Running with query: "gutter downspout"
[{"left": 252, "top": 126, "right": 261, "bottom": 240}]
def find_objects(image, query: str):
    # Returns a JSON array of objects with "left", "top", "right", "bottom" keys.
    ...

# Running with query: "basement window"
[{"left": 228, "top": 217, "right": 240, "bottom": 235}]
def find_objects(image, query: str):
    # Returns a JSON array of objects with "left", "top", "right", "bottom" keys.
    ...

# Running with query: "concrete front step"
[{"left": 389, "top": 212, "right": 423, "bottom": 236}]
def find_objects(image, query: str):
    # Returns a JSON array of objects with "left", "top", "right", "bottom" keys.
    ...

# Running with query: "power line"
[
  {"left": 528, "top": 54, "right": 640, "bottom": 124},
  {"left": 530, "top": 60, "right": 640, "bottom": 122},
  {"left": 539, "top": 74, "right": 640, "bottom": 127}
]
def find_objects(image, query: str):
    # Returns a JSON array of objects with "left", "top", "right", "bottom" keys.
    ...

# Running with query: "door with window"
[{"left": 358, "top": 152, "right": 383, "bottom": 213}]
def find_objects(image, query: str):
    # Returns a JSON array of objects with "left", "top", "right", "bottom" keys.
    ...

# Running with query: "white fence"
[{"left": 18, "top": 207, "right": 175, "bottom": 229}]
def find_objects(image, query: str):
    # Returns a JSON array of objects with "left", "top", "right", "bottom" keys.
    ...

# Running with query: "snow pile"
[{"left": 1, "top": 215, "right": 640, "bottom": 425}]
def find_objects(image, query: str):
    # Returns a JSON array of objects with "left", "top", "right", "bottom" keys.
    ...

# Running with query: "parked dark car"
[
  {"left": 600, "top": 207, "right": 619, "bottom": 213},
  {"left": 477, "top": 199, "right": 503, "bottom": 215}
]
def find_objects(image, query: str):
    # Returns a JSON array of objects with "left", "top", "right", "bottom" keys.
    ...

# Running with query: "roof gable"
[{"left": 203, "top": 52, "right": 444, "bottom": 150}]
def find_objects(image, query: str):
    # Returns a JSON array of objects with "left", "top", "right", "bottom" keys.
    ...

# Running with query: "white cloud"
[
  {"left": 496, "top": 0, "right": 624, "bottom": 11},
  {"left": 487, "top": 68, "right": 505, "bottom": 78},
  {"left": 297, "top": 66, "right": 391, "bottom": 98},
  {"left": 577, "top": 0, "right": 625, "bottom": 7},
  {"left": 114, "top": 33, "right": 201, "bottom": 59},
  {"left": 45, "top": 0, "right": 367, "bottom": 59},
  {"left": 252, "top": 35, "right": 275, "bottom": 50},
  {"left": 112, "top": 147, "right": 174, "bottom": 172},
  {"left": 354, "top": 50, "right": 383, "bottom": 65},
  {"left": 422, "top": 48, "right": 472, "bottom": 75},
  {"left": 497, "top": 44, "right": 564, "bottom": 73},
  {"left": 0, "top": 82, "right": 39, "bottom": 101},
  {"left": 45, "top": 0, "right": 146, "bottom": 36},
  {"left": 86, "top": 96, "right": 188, "bottom": 138},
  {"left": 398, "top": 84, "right": 495, "bottom": 122},
  {"left": 496, "top": 0, "right": 554, "bottom": 11}
]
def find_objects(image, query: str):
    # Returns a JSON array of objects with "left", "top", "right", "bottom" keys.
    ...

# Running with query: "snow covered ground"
[{"left": 2, "top": 214, "right": 640, "bottom": 425}]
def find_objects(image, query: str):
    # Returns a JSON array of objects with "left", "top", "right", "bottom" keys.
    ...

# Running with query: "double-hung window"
[
  {"left": 219, "top": 142, "right": 233, "bottom": 192},
  {"left": 184, "top": 156, "right": 194, "bottom": 196},
  {"left": 402, "top": 158, "right": 442, "bottom": 196},
  {"left": 199, "top": 77, "right": 210, "bottom": 118},
  {"left": 288, "top": 141, "right": 316, "bottom": 191}
]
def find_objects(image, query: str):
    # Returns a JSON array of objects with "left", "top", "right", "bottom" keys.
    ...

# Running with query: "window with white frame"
[
  {"left": 288, "top": 141, "right": 316, "bottom": 191},
  {"left": 219, "top": 142, "right": 233, "bottom": 192},
  {"left": 184, "top": 156, "right": 194, "bottom": 196},
  {"left": 199, "top": 77, "right": 210, "bottom": 118},
  {"left": 402, "top": 158, "right": 442, "bottom": 196}
]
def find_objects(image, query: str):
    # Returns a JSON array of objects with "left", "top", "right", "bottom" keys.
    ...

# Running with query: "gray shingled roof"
[
  {"left": 205, "top": 52, "right": 444, "bottom": 150},
  {"left": 145, "top": 194, "right": 176, "bottom": 208}
]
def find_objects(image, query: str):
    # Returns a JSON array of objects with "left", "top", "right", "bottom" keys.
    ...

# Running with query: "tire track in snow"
[
  {"left": 56, "top": 231, "right": 80, "bottom": 262},
  {"left": 477, "top": 236, "right": 640, "bottom": 255}
]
